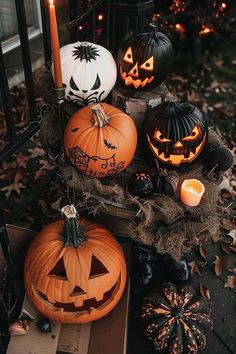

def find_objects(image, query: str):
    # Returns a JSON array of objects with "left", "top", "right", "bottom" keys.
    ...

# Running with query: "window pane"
[{"left": 0, "top": 0, "right": 38, "bottom": 42}]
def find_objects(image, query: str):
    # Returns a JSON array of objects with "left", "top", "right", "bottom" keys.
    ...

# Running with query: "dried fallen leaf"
[
  {"left": 38, "top": 159, "right": 53, "bottom": 170},
  {"left": 221, "top": 218, "right": 235, "bottom": 231},
  {"left": 213, "top": 256, "right": 226, "bottom": 277},
  {"left": 28, "top": 147, "right": 45, "bottom": 159},
  {"left": 16, "top": 155, "right": 28, "bottom": 168},
  {"left": 199, "top": 244, "right": 207, "bottom": 263},
  {"left": 228, "top": 229, "right": 236, "bottom": 245},
  {"left": 51, "top": 197, "right": 62, "bottom": 211},
  {"left": 14, "top": 171, "right": 26, "bottom": 183},
  {"left": 220, "top": 242, "right": 236, "bottom": 254},
  {"left": 2, "top": 182, "right": 25, "bottom": 197},
  {"left": 188, "top": 260, "right": 205, "bottom": 276},
  {"left": 224, "top": 275, "right": 236, "bottom": 289},
  {"left": 200, "top": 283, "right": 210, "bottom": 300},
  {"left": 229, "top": 268, "right": 236, "bottom": 274},
  {"left": 34, "top": 170, "right": 46, "bottom": 180}
]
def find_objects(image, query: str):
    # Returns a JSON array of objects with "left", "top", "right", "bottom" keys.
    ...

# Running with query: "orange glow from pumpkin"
[
  {"left": 147, "top": 134, "right": 207, "bottom": 166},
  {"left": 120, "top": 69, "right": 154, "bottom": 89}
]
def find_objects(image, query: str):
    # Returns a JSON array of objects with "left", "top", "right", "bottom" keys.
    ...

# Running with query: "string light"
[
  {"left": 170, "top": 0, "right": 187, "bottom": 14},
  {"left": 98, "top": 14, "right": 103, "bottom": 21},
  {"left": 199, "top": 26, "right": 213, "bottom": 36},
  {"left": 175, "top": 23, "right": 185, "bottom": 33},
  {"left": 79, "top": 25, "right": 83, "bottom": 30},
  {"left": 221, "top": 2, "right": 227, "bottom": 8}
]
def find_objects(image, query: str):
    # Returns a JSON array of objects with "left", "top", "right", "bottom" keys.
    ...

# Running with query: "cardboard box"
[{"left": 2, "top": 225, "right": 130, "bottom": 354}]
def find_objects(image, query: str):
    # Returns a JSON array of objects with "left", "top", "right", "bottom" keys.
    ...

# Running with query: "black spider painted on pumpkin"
[
  {"left": 117, "top": 23, "right": 173, "bottom": 90},
  {"left": 142, "top": 101, "right": 208, "bottom": 168}
]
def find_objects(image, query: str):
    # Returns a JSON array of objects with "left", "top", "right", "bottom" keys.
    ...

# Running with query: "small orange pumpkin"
[
  {"left": 64, "top": 103, "right": 137, "bottom": 178},
  {"left": 24, "top": 205, "right": 127, "bottom": 323}
]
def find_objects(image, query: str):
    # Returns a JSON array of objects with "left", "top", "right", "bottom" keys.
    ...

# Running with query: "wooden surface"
[{"left": 127, "top": 238, "right": 236, "bottom": 354}]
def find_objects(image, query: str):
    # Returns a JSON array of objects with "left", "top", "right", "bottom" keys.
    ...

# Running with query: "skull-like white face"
[{"left": 57, "top": 41, "right": 117, "bottom": 106}]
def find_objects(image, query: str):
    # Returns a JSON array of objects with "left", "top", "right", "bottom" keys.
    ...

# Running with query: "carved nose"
[
  {"left": 128, "top": 62, "right": 139, "bottom": 78},
  {"left": 173, "top": 141, "right": 184, "bottom": 148}
]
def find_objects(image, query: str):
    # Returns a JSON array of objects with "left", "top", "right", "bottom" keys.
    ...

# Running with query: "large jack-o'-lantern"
[
  {"left": 117, "top": 23, "right": 173, "bottom": 90},
  {"left": 58, "top": 41, "right": 117, "bottom": 106},
  {"left": 24, "top": 206, "right": 127, "bottom": 324},
  {"left": 142, "top": 101, "right": 208, "bottom": 168}
]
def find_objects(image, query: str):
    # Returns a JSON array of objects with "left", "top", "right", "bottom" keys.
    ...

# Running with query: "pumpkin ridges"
[
  {"left": 183, "top": 318, "right": 207, "bottom": 351},
  {"left": 169, "top": 322, "right": 184, "bottom": 354},
  {"left": 178, "top": 285, "right": 195, "bottom": 309},
  {"left": 186, "top": 297, "right": 210, "bottom": 314},
  {"left": 64, "top": 103, "right": 137, "bottom": 177},
  {"left": 161, "top": 282, "right": 178, "bottom": 308},
  {"left": 24, "top": 211, "right": 127, "bottom": 324},
  {"left": 185, "top": 314, "right": 213, "bottom": 336},
  {"left": 153, "top": 317, "right": 175, "bottom": 351},
  {"left": 179, "top": 318, "right": 198, "bottom": 354}
]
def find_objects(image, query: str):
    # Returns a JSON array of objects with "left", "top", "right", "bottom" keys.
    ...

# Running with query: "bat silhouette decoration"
[{"left": 104, "top": 139, "right": 117, "bottom": 150}]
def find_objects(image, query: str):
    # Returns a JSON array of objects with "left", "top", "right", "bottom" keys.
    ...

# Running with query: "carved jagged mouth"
[
  {"left": 147, "top": 134, "right": 206, "bottom": 166},
  {"left": 34, "top": 274, "right": 121, "bottom": 314},
  {"left": 120, "top": 68, "right": 154, "bottom": 89}
]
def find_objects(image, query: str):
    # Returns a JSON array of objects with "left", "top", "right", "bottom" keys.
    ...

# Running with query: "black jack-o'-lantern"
[
  {"left": 117, "top": 23, "right": 173, "bottom": 90},
  {"left": 142, "top": 101, "right": 208, "bottom": 168}
]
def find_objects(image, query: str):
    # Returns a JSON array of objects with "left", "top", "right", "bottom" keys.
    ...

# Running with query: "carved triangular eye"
[
  {"left": 70, "top": 76, "right": 79, "bottom": 91},
  {"left": 140, "top": 56, "right": 154, "bottom": 71},
  {"left": 70, "top": 286, "right": 86, "bottom": 296},
  {"left": 123, "top": 46, "right": 133, "bottom": 64},
  {"left": 48, "top": 258, "right": 68, "bottom": 280},
  {"left": 89, "top": 255, "right": 109, "bottom": 279}
]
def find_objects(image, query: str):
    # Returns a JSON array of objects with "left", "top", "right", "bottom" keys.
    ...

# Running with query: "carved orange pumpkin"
[
  {"left": 24, "top": 206, "right": 127, "bottom": 323},
  {"left": 64, "top": 103, "right": 137, "bottom": 178},
  {"left": 142, "top": 101, "right": 208, "bottom": 168},
  {"left": 140, "top": 282, "right": 213, "bottom": 353}
]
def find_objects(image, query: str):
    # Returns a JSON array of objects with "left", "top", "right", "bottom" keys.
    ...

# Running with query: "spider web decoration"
[
  {"left": 72, "top": 43, "right": 100, "bottom": 62},
  {"left": 69, "top": 147, "right": 90, "bottom": 169}
]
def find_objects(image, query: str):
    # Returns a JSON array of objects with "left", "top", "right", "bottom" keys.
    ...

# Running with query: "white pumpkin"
[{"left": 56, "top": 41, "right": 117, "bottom": 106}]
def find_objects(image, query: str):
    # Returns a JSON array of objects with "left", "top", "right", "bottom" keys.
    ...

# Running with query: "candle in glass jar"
[
  {"left": 49, "top": 0, "right": 62, "bottom": 88},
  {"left": 180, "top": 179, "right": 205, "bottom": 207}
]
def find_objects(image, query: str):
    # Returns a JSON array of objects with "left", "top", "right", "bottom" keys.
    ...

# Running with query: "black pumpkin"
[
  {"left": 140, "top": 282, "right": 213, "bottom": 354},
  {"left": 128, "top": 170, "right": 156, "bottom": 197},
  {"left": 206, "top": 147, "right": 233, "bottom": 172},
  {"left": 142, "top": 101, "right": 208, "bottom": 168},
  {"left": 117, "top": 23, "right": 173, "bottom": 90}
]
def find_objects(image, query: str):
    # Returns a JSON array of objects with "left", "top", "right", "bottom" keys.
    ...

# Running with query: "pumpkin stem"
[
  {"left": 92, "top": 104, "right": 110, "bottom": 128},
  {"left": 61, "top": 205, "right": 87, "bottom": 248}
]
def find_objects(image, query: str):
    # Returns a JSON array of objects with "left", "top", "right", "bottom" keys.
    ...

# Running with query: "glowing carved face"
[
  {"left": 147, "top": 126, "right": 207, "bottom": 166},
  {"left": 117, "top": 25, "right": 173, "bottom": 91},
  {"left": 120, "top": 46, "right": 154, "bottom": 89}
]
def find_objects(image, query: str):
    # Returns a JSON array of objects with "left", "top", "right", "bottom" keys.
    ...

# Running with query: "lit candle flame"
[
  {"left": 221, "top": 2, "right": 226, "bottom": 8},
  {"left": 49, "top": 0, "right": 54, "bottom": 5},
  {"left": 98, "top": 14, "right": 103, "bottom": 21}
]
